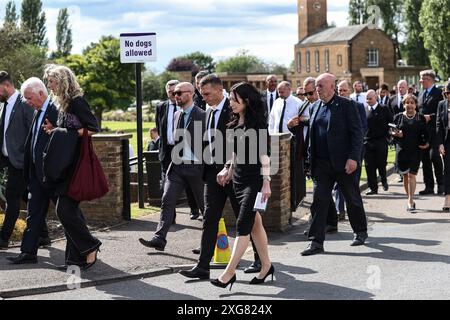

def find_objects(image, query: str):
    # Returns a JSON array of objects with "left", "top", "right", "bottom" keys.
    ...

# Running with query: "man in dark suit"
[
  {"left": 261, "top": 75, "right": 279, "bottom": 120},
  {"left": 156, "top": 80, "right": 201, "bottom": 221},
  {"left": 301, "top": 73, "right": 368, "bottom": 256},
  {"left": 6, "top": 78, "right": 58, "bottom": 264},
  {"left": 139, "top": 82, "right": 206, "bottom": 251},
  {"left": 389, "top": 80, "right": 408, "bottom": 116},
  {"left": 0, "top": 71, "right": 35, "bottom": 249},
  {"left": 193, "top": 71, "right": 209, "bottom": 110},
  {"left": 147, "top": 127, "right": 160, "bottom": 151},
  {"left": 418, "top": 70, "right": 444, "bottom": 195}
]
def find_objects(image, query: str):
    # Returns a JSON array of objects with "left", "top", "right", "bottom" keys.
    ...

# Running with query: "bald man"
[
  {"left": 139, "top": 82, "right": 206, "bottom": 251},
  {"left": 268, "top": 81, "right": 302, "bottom": 135},
  {"left": 301, "top": 73, "right": 367, "bottom": 256},
  {"left": 388, "top": 80, "right": 408, "bottom": 116}
]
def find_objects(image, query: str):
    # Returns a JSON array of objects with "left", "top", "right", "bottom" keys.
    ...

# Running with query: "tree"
[
  {"left": 419, "top": 0, "right": 450, "bottom": 78},
  {"left": 181, "top": 52, "right": 215, "bottom": 73},
  {"left": 0, "top": 44, "right": 47, "bottom": 83},
  {"left": 166, "top": 58, "right": 200, "bottom": 75},
  {"left": 374, "top": 0, "right": 403, "bottom": 60},
  {"left": 348, "top": 0, "right": 369, "bottom": 25},
  {"left": 4, "top": 1, "right": 19, "bottom": 27},
  {"left": 402, "top": 0, "right": 430, "bottom": 66},
  {"left": 20, "top": 0, "right": 48, "bottom": 47},
  {"left": 142, "top": 72, "right": 161, "bottom": 107},
  {"left": 215, "top": 50, "right": 268, "bottom": 73},
  {"left": 54, "top": 8, "right": 72, "bottom": 58}
]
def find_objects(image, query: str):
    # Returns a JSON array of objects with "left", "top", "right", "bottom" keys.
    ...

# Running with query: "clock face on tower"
[{"left": 313, "top": 2, "right": 322, "bottom": 11}]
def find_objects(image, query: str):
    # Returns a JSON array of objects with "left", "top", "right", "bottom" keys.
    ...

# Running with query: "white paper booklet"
[{"left": 253, "top": 192, "right": 268, "bottom": 211}]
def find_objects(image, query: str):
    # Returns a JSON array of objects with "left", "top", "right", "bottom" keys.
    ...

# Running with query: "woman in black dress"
[
  {"left": 392, "top": 94, "right": 429, "bottom": 211},
  {"left": 437, "top": 81, "right": 450, "bottom": 211},
  {"left": 211, "top": 82, "right": 272, "bottom": 290},
  {"left": 43, "top": 65, "right": 102, "bottom": 269}
]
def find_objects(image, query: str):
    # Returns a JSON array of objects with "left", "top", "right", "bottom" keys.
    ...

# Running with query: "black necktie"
[
  {"left": 208, "top": 109, "right": 218, "bottom": 159},
  {"left": 279, "top": 99, "right": 287, "bottom": 133},
  {"left": 0, "top": 101, "right": 7, "bottom": 151},
  {"left": 269, "top": 93, "right": 274, "bottom": 111},
  {"left": 32, "top": 109, "right": 42, "bottom": 161}
]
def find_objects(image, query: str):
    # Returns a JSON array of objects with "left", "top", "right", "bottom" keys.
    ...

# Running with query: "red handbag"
[{"left": 67, "top": 129, "right": 109, "bottom": 201}]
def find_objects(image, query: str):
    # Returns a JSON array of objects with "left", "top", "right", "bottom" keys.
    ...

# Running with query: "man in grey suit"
[
  {"left": 0, "top": 71, "right": 35, "bottom": 249},
  {"left": 139, "top": 82, "right": 206, "bottom": 251}
]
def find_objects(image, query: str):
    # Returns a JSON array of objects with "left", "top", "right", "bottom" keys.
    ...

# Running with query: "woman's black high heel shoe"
[
  {"left": 249, "top": 265, "right": 275, "bottom": 284},
  {"left": 82, "top": 248, "right": 100, "bottom": 271},
  {"left": 210, "top": 274, "right": 236, "bottom": 291}
]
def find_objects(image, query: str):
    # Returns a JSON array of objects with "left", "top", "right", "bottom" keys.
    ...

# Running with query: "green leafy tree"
[
  {"left": 215, "top": 50, "right": 269, "bottom": 73},
  {"left": 20, "top": 0, "right": 48, "bottom": 47},
  {"left": 142, "top": 71, "right": 161, "bottom": 111},
  {"left": 348, "top": 0, "right": 369, "bottom": 25},
  {"left": 402, "top": 0, "right": 430, "bottom": 66},
  {"left": 375, "top": 0, "right": 403, "bottom": 60},
  {"left": 4, "top": 0, "right": 19, "bottom": 27},
  {"left": 0, "top": 44, "right": 47, "bottom": 83},
  {"left": 419, "top": 0, "right": 450, "bottom": 78},
  {"left": 54, "top": 8, "right": 72, "bottom": 58},
  {"left": 181, "top": 51, "right": 215, "bottom": 73}
]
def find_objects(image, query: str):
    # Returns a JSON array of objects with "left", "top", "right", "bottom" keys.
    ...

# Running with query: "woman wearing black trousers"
[
  {"left": 211, "top": 82, "right": 272, "bottom": 290},
  {"left": 43, "top": 65, "right": 102, "bottom": 269},
  {"left": 437, "top": 81, "right": 450, "bottom": 211}
]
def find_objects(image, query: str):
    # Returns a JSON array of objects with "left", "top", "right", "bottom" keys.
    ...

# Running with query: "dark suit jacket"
[
  {"left": 155, "top": 100, "right": 176, "bottom": 162},
  {"left": 0, "top": 94, "right": 34, "bottom": 169},
  {"left": 24, "top": 102, "right": 59, "bottom": 185},
  {"left": 308, "top": 95, "right": 363, "bottom": 175},
  {"left": 147, "top": 137, "right": 160, "bottom": 151},
  {"left": 261, "top": 90, "right": 279, "bottom": 120},
  {"left": 388, "top": 95, "right": 404, "bottom": 116},
  {"left": 419, "top": 85, "right": 444, "bottom": 138},
  {"left": 436, "top": 100, "right": 450, "bottom": 146}
]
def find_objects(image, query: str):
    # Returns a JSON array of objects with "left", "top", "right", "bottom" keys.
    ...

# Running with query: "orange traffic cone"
[{"left": 211, "top": 218, "right": 231, "bottom": 268}]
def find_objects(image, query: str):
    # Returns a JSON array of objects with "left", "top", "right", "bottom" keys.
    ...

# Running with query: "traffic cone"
[{"left": 211, "top": 218, "right": 231, "bottom": 268}]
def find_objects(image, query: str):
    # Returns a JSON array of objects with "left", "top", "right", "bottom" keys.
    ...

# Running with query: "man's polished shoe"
[
  {"left": 338, "top": 211, "right": 346, "bottom": 221},
  {"left": 325, "top": 225, "right": 338, "bottom": 234},
  {"left": 38, "top": 237, "right": 51, "bottom": 247},
  {"left": 138, "top": 237, "right": 166, "bottom": 251},
  {"left": 301, "top": 242, "right": 324, "bottom": 256},
  {"left": 382, "top": 181, "right": 389, "bottom": 191},
  {"left": 419, "top": 188, "right": 434, "bottom": 195},
  {"left": 351, "top": 232, "right": 368, "bottom": 246},
  {"left": 179, "top": 266, "right": 210, "bottom": 279},
  {"left": 191, "top": 246, "right": 201, "bottom": 254},
  {"left": 365, "top": 190, "right": 378, "bottom": 195},
  {"left": 190, "top": 210, "right": 200, "bottom": 220},
  {"left": 0, "top": 238, "right": 9, "bottom": 250},
  {"left": 7, "top": 253, "right": 38, "bottom": 264},
  {"left": 243, "top": 261, "right": 262, "bottom": 273}
]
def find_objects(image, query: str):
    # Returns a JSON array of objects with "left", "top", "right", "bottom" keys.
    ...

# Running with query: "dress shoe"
[
  {"left": 437, "top": 185, "right": 445, "bottom": 195},
  {"left": 0, "top": 238, "right": 9, "bottom": 250},
  {"left": 301, "top": 242, "right": 324, "bottom": 256},
  {"left": 191, "top": 246, "right": 201, "bottom": 254},
  {"left": 326, "top": 225, "right": 338, "bottom": 234},
  {"left": 382, "top": 181, "right": 389, "bottom": 191},
  {"left": 210, "top": 274, "right": 236, "bottom": 291},
  {"left": 7, "top": 253, "right": 38, "bottom": 264},
  {"left": 82, "top": 248, "right": 100, "bottom": 271},
  {"left": 351, "top": 232, "right": 368, "bottom": 246},
  {"left": 419, "top": 188, "right": 434, "bottom": 195},
  {"left": 190, "top": 210, "right": 200, "bottom": 220},
  {"left": 249, "top": 265, "right": 275, "bottom": 284},
  {"left": 38, "top": 237, "right": 51, "bottom": 247},
  {"left": 243, "top": 261, "right": 262, "bottom": 273},
  {"left": 139, "top": 237, "right": 166, "bottom": 251},
  {"left": 179, "top": 266, "right": 210, "bottom": 279},
  {"left": 365, "top": 190, "right": 378, "bottom": 195},
  {"left": 338, "top": 211, "right": 346, "bottom": 221}
]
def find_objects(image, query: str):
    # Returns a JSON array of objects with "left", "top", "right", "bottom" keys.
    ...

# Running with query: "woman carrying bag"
[{"left": 43, "top": 65, "right": 104, "bottom": 270}]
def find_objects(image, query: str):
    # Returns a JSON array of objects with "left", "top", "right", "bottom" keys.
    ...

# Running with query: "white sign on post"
[{"left": 120, "top": 32, "right": 157, "bottom": 63}]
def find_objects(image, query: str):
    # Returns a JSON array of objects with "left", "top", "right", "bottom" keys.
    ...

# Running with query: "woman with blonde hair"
[{"left": 43, "top": 65, "right": 102, "bottom": 270}]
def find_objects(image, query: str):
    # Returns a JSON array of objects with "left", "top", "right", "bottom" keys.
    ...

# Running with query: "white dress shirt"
[
  {"left": 350, "top": 92, "right": 367, "bottom": 107},
  {"left": 2, "top": 91, "right": 19, "bottom": 157},
  {"left": 268, "top": 95, "right": 302, "bottom": 135},
  {"left": 206, "top": 95, "right": 226, "bottom": 146},
  {"left": 166, "top": 102, "right": 179, "bottom": 146}
]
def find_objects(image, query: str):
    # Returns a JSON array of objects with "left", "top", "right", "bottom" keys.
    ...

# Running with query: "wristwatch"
[{"left": 263, "top": 176, "right": 271, "bottom": 182}]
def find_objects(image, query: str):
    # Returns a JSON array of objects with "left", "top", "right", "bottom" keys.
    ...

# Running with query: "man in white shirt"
[
  {"left": 268, "top": 81, "right": 302, "bottom": 135},
  {"left": 350, "top": 81, "right": 367, "bottom": 107}
]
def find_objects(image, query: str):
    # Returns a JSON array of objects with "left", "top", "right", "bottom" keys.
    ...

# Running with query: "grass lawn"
[{"left": 102, "top": 121, "right": 156, "bottom": 154}]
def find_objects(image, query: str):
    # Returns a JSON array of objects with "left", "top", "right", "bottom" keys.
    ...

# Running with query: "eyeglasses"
[
  {"left": 305, "top": 90, "right": 315, "bottom": 96},
  {"left": 173, "top": 90, "right": 190, "bottom": 96}
]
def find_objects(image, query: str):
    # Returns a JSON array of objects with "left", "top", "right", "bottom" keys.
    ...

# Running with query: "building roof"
[{"left": 299, "top": 24, "right": 368, "bottom": 45}]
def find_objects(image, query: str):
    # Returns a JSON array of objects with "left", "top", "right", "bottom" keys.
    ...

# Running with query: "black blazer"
[
  {"left": 24, "top": 101, "right": 59, "bottom": 185},
  {"left": 436, "top": 100, "right": 450, "bottom": 146},
  {"left": 388, "top": 95, "right": 404, "bottom": 116},
  {"left": 308, "top": 95, "right": 363, "bottom": 175},
  {"left": 261, "top": 90, "right": 279, "bottom": 120},
  {"left": 156, "top": 100, "right": 176, "bottom": 162},
  {"left": 418, "top": 85, "right": 444, "bottom": 136}
]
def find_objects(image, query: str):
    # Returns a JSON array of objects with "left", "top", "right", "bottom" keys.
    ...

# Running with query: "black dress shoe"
[
  {"left": 437, "top": 185, "right": 445, "bottom": 195},
  {"left": 190, "top": 210, "right": 200, "bottom": 220},
  {"left": 249, "top": 265, "right": 275, "bottom": 284},
  {"left": 365, "top": 190, "right": 378, "bottom": 195},
  {"left": 7, "top": 253, "right": 38, "bottom": 264},
  {"left": 139, "top": 237, "right": 166, "bottom": 251},
  {"left": 325, "top": 225, "right": 338, "bottom": 234},
  {"left": 191, "top": 246, "right": 201, "bottom": 254},
  {"left": 179, "top": 266, "right": 210, "bottom": 279},
  {"left": 243, "top": 261, "right": 262, "bottom": 273},
  {"left": 301, "top": 242, "right": 324, "bottom": 256},
  {"left": 382, "top": 181, "right": 389, "bottom": 191},
  {"left": 0, "top": 238, "right": 9, "bottom": 250},
  {"left": 351, "top": 232, "right": 368, "bottom": 246},
  {"left": 419, "top": 188, "right": 434, "bottom": 195},
  {"left": 38, "top": 237, "right": 51, "bottom": 247},
  {"left": 338, "top": 211, "right": 346, "bottom": 221},
  {"left": 210, "top": 274, "right": 236, "bottom": 291}
]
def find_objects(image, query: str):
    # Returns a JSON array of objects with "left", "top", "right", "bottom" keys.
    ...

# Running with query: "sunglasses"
[
  {"left": 173, "top": 90, "right": 190, "bottom": 96},
  {"left": 305, "top": 90, "right": 315, "bottom": 96}
]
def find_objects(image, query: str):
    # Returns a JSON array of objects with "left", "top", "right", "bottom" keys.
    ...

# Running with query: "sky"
[{"left": 0, "top": 0, "right": 349, "bottom": 73}]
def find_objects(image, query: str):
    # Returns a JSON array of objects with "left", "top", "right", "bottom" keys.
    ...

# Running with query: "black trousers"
[
  {"left": 311, "top": 180, "right": 338, "bottom": 228},
  {"left": 364, "top": 139, "right": 388, "bottom": 192},
  {"left": 56, "top": 195, "right": 101, "bottom": 265},
  {"left": 309, "top": 159, "right": 367, "bottom": 245},
  {"left": 21, "top": 171, "right": 55, "bottom": 255},
  {"left": 444, "top": 138, "right": 450, "bottom": 195},
  {"left": 422, "top": 136, "right": 444, "bottom": 190}
]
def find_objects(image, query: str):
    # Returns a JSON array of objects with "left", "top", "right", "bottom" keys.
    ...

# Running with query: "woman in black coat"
[
  {"left": 43, "top": 65, "right": 102, "bottom": 270},
  {"left": 437, "top": 81, "right": 450, "bottom": 211}
]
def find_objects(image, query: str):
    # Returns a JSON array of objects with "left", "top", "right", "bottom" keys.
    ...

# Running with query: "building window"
[
  {"left": 325, "top": 49, "right": 330, "bottom": 72},
  {"left": 297, "top": 52, "right": 301, "bottom": 73},
  {"left": 315, "top": 50, "right": 320, "bottom": 72},
  {"left": 337, "top": 54, "right": 343, "bottom": 67},
  {"left": 367, "top": 49, "right": 379, "bottom": 67},
  {"left": 297, "top": 80, "right": 301, "bottom": 87},
  {"left": 306, "top": 51, "right": 311, "bottom": 73}
]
